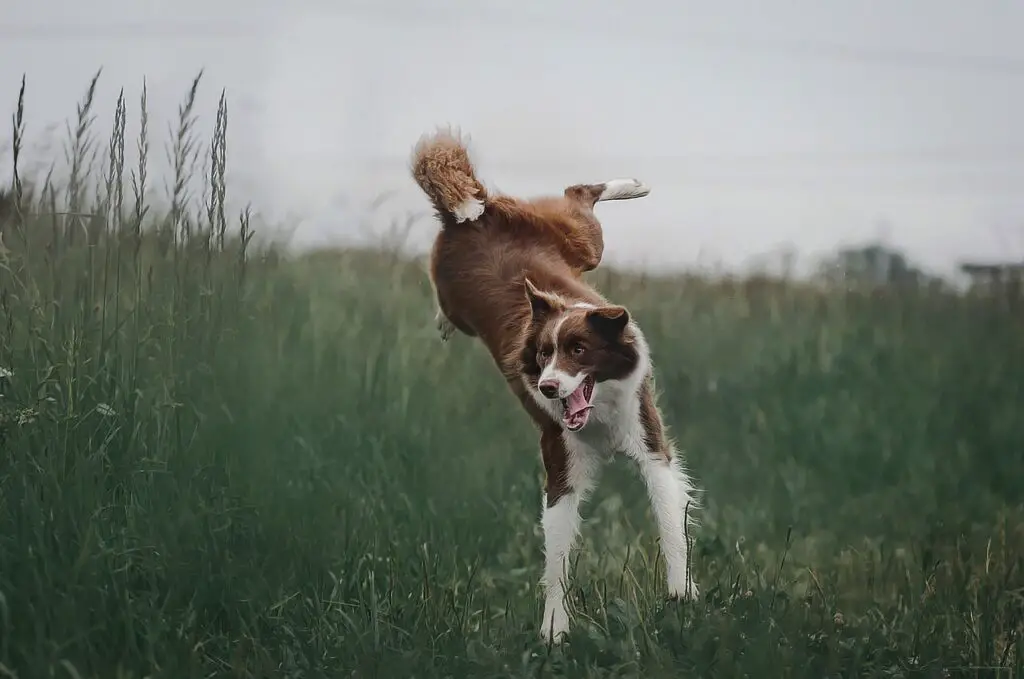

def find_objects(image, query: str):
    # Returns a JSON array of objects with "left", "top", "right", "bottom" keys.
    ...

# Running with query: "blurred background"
[
  {"left": 2, "top": 2, "right": 1024, "bottom": 676},
  {"left": 4, "top": 0, "right": 1024, "bottom": 279}
]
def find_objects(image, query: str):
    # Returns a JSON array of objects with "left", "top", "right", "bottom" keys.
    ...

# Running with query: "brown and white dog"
[{"left": 410, "top": 129, "right": 699, "bottom": 643}]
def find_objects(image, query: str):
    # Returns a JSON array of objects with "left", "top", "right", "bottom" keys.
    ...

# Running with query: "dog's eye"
[
  {"left": 538, "top": 348, "right": 552, "bottom": 361},
  {"left": 571, "top": 343, "right": 586, "bottom": 356}
]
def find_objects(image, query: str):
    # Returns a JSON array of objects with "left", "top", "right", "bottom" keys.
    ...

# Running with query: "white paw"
[
  {"left": 667, "top": 576, "right": 699, "bottom": 601},
  {"left": 540, "top": 603, "right": 570, "bottom": 644},
  {"left": 597, "top": 178, "right": 650, "bottom": 202},
  {"left": 435, "top": 310, "right": 455, "bottom": 342}
]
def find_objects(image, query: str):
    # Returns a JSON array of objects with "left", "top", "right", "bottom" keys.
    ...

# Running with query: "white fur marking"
[
  {"left": 538, "top": 366, "right": 585, "bottom": 399},
  {"left": 598, "top": 178, "right": 650, "bottom": 202},
  {"left": 537, "top": 314, "right": 585, "bottom": 399},
  {"left": 539, "top": 444, "right": 600, "bottom": 643},
  {"left": 540, "top": 494, "right": 578, "bottom": 643},
  {"left": 636, "top": 453, "right": 698, "bottom": 599},
  {"left": 435, "top": 308, "right": 455, "bottom": 341},
  {"left": 452, "top": 197, "right": 484, "bottom": 222}
]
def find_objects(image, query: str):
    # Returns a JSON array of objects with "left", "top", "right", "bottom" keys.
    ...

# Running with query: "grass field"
[{"left": 1, "top": 76, "right": 1023, "bottom": 678}]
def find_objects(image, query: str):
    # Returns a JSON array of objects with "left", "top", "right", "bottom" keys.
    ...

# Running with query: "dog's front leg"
[
  {"left": 634, "top": 449, "right": 699, "bottom": 600},
  {"left": 538, "top": 429, "right": 598, "bottom": 643}
]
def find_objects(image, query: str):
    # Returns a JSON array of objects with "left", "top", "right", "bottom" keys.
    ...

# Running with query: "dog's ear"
[
  {"left": 524, "top": 278, "right": 558, "bottom": 318},
  {"left": 586, "top": 305, "right": 630, "bottom": 338}
]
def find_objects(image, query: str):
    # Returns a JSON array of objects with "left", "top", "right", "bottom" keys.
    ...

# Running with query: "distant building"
[
  {"left": 819, "top": 243, "right": 928, "bottom": 287},
  {"left": 959, "top": 261, "right": 1024, "bottom": 296},
  {"left": 960, "top": 261, "right": 1024, "bottom": 282}
]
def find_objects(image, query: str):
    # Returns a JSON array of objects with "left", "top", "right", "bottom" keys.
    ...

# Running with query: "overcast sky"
[{"left": 3, "top": 0, "right": 1024, "bottom": 276}]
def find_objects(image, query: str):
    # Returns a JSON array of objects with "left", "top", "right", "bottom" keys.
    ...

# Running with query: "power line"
[
  {"left": 352, "top": 147, "right": 1024, "bottom": 194},
  {"left": 349, "top": 153, "right": 1024, "bottom": 194},
  {"left": 339, "top": 2, "right": 1024, "bottom": 77},
  {"left": 0, "top": 21, "right": 266, "bottom": 39},
  {"left": 4, "top": 9, "right": 1024, "bottom": 76},
  {"left": 361, "top": 147, "right": 1024, "bottom": 171},
  {"left": 363, "top": 171, "right": 1024, "bottom": 195}
]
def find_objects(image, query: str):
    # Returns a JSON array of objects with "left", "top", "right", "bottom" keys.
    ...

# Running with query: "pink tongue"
[{"left": 566, "top": 384, "right": 590, "bottom": 416}]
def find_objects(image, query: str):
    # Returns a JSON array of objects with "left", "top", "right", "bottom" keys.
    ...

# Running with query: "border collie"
[{"left": 410, "top": 128, "right": 699, "bottom": 643}]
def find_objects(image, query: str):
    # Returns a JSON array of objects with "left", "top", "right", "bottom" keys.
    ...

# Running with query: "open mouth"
[{"left": 561, "top": 375, "right": 595, "bottom": 432}]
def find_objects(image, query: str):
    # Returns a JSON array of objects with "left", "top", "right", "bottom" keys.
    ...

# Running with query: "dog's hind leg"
[
  {"left": 431, "top": 293, "right": 476, "bottom": 341},
  {"left": 557, "top": 179, "right": 651, "bottom": 272},
  {"left": 427, "top": 259, "right": 464, "bottom": 342},
  {"left": 564, "top": 178, "right": 650, "bottom": 207},
  {"left": 435, "top": 307, "right": 456, "bottom": 342}
]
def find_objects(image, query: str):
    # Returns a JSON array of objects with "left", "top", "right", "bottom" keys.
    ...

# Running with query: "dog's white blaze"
[
  {"left": 452, "top": 196, "right": 484, "bottom": 222},
  {"left": 597, "top": 178, "right": 650, "bottom": 202},
  {"left": 538, "top": 366, "right": 586, "bottom": 399},
  {"left": 536, "top": 313, "right": 585, "bottom": 399}
]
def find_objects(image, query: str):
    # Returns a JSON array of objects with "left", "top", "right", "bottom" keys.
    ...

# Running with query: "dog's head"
[{"left": 519, "top": 279, "right": 642, "bottom": 431}]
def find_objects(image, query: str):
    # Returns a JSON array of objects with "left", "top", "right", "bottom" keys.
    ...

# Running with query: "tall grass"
[{"left": 1, "top": 74, "right": 1023, "bottom": 678}]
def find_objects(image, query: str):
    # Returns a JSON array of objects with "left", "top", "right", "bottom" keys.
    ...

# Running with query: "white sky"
[{"left": 3, "top": 0, "right": 1024, "bottom": 277}]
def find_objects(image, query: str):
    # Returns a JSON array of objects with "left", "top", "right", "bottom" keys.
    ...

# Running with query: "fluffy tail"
[{"left": 410, "top": 128, "right": 487, "bottom": 224}]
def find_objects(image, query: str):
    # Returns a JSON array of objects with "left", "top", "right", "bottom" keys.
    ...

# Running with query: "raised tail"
[{"left": 410, "top": 128, "right": 488, "bottom": 224}]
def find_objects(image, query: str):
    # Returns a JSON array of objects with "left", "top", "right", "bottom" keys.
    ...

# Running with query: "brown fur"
[
  {"left": 411, "top": 128, "right": 487, "bottom": 218},
  {"left": 519, "top": 298, "right": 651, "bottom": 505},
  {"left": 412, "top": 131, "right": 700, "bottom": 636},
  {"left": 410, "top": 129, "right": 653, "bottom": 502},
  {"left": 639, "top": 382, "right": 671, "bottom": 462},
  {"left": 518, "top": 297, "right": 639, "bottom": 390},
  {"left": 411, "top": 132, "right": 618, "bottom": 377}
]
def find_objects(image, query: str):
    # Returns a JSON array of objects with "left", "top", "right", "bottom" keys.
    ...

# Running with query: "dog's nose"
[{"left": 538, "top": 380, "right": 560, "bottom": 399}]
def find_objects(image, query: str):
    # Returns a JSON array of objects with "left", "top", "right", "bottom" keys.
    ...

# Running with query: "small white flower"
[
  {"left": 0, "top": 367, "right": 12, "bottom": 379},
  {"left": 96, "top": 403, "right": 116, "bottom": 417}
]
